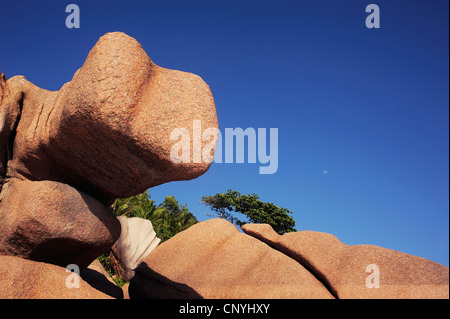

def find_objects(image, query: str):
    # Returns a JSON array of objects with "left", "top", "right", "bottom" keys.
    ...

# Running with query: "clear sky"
[{"left": 1, "top": 0, "right": 448, "bottom": 266}]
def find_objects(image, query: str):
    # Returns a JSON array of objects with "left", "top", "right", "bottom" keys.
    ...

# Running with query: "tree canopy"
[{"left": 200, "top": 189, "right": 296, "bottom": 234}]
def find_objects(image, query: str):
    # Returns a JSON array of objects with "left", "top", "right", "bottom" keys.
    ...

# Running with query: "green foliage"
[
  {"left": 113, "top": 192, "right": 198, "bottom": 242},
  {"left": 113, "top": 192, "right": 166, "bottom": 220},
  {"left": 157, "top": 195, "right": 198, "bottom": 241},
  {"left": 200, "top": 189, "right": 296, "bottom": 234}
]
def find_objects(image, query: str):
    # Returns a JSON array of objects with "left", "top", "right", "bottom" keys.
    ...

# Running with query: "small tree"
[
  {"left": 158, "top": 195, "right": 198, "bottom": 241},
  {"left": 200, "top": 189, "right": 296, "bottom": 234}
]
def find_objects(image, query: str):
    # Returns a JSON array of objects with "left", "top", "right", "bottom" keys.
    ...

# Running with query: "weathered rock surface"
[
  {"left": 0, "top": 31, "right": 217, "bottom": 270},
  {"left": 129, "top": 219, "right": 335, "bottom": 299},
  {"left": 110, "top": 216, "right": 161, "bottom": 281},
  {"left": 0, "top": 255, "right": 112, "bottom": 299},
  {"left": 242, "top": 223, "right": 450, "bottom": 299},
  {"left": 0, "top": 179, "right": 120, "bottom": 269},
  {"left": 2, "top": 32, "right": 218, "bottom": 203}
]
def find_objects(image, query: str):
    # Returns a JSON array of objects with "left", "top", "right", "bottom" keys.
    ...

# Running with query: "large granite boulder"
[
  {"left": 0, "top": 179, "right": 120, "bottom": 269},
  {"left": 0, "top": 255, "right": 112, "bottom": 299},
  {"left": 129, "top": 219, "right": 335, "bottom": 299},
  {"left": 1, "top": 32, "right": 218, "bottom": 203},
  {"left": 241, "top": 223, "right": 449, "bottom": 299}
]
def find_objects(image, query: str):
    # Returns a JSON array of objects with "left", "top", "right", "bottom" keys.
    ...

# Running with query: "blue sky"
[{"left": 1, "top": 0, "right": 448, "bottom": 266}]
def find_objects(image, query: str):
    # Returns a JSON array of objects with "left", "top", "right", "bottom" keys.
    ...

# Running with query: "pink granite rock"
[
  {"left": 130, "top": 219, "right": 335, "bottom": 299},
  {"left": 242, "top": 223, "right": 449, "bottom": 299},
  {"left": 0, "top": 255, "right": 112, "bottom": 299}
]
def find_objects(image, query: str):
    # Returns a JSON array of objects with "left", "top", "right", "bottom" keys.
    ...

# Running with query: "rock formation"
[
  {"left": 129, "top": 219, "right": 448, "bottom": 299},
  {"left": 1, "top": 32, "right": 448, "bottom": 300},
  {"left": 241, "top": 223, "right": 449, "bottom": 299},
  {"left": 129, "top": 218, "right": 335, "bottom": 299},
  {"left": 0, "top": 32, "right": 217, "bottom": 203},
  {"left": 0, "top": 179, "right": 119, "bottom": 269},
  {"left": 0, "top": 32, "right": 218, "bottom": 270}
]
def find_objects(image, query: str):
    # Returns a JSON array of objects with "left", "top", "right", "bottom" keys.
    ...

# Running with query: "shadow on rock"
[
  {"left": 129, "top": 263, "right": 202, "bottom": 299},
  {"left": 80, "top": 267, "right": 124, "bottom": 299}
]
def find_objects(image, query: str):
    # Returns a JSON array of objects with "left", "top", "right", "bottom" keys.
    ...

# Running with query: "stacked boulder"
[{"left": 0, "top": 32, "right": 218, "bottom": 298}]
